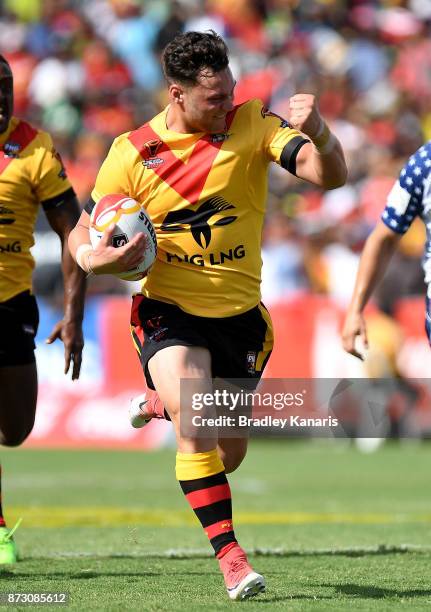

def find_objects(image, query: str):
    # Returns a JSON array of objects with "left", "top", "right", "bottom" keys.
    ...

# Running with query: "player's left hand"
[
  {"left": 46, "top": 319, "right": 84, "bottom": 380},
  {"left": 288, "top": 94, "right": 324, "bottom": 139}
]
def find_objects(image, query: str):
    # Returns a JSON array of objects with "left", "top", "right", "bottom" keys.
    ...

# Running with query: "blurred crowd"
[{"left": 2, "top": 0, "right": 429, "bottom": 308}]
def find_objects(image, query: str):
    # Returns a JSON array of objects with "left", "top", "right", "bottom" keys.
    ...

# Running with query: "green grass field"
[{"left": 1, "top": 440, "right": 431, "bottom": 610}]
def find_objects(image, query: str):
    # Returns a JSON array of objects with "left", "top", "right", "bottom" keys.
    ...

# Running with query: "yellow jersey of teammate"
[
  {"left": 0, "top": 117, "right": 75, "bottom": 301},
  {"left": 89, "top": 99, "right": 308, "bottom": 317}
]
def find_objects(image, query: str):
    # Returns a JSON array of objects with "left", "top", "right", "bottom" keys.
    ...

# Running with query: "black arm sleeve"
[
  {"left": 41, "top": 187, "right": 77, "bottom": 211},
  {"left": 84, "top": 197, "right": 96, "bottom": 215},
  {"left": 280, "top": 137, "right": 310, "bottom": 176}
]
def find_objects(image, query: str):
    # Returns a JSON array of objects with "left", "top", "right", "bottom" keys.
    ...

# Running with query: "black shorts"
[
  {"left": 0, "top": 291, "right": 39, "bottom": 367},
  {"left": 130, "top": 296, "right": 274, "bottom": 390}
]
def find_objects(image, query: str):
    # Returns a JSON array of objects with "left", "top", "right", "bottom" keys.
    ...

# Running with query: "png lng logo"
[{"left": 161, "top": 197, "right": 237, "bottom": 248}]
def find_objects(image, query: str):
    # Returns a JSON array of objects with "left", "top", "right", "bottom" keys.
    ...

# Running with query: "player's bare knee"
[
  {"left": 221, "top": 452, "right": 246, "bottom": 474},
  {"left": 218, "top": 438, "right": 248, "bottom": 474},
  {"left": 223, "top": 458, "right": 242, "bottom": 474},
  {"left": 0, "top": 410, "right": 35, "bottom": 446}
]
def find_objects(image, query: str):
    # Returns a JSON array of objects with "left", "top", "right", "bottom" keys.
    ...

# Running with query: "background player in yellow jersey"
[
  {"left": 0, "top": 55, "right": 86, "bottom": 562},
  {"left": 69, "top": 31, "right": 347, "bottom": 600}
]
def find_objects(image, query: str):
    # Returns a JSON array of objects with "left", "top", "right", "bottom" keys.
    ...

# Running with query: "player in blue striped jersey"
[{"left": 342, "top": 141, "right": 431, "bottom": 358}]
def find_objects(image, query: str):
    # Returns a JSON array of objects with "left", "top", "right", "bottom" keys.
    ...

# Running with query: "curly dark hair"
[{"left": 162, "top": 31, "right": 229, "bottom": 86}]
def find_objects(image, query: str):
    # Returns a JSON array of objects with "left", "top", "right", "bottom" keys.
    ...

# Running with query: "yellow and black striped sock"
[{"left": 176, "top": 449, "right": 237, "bottom": 557}]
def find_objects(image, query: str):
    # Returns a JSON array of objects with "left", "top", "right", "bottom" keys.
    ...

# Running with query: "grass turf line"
[{"left": 7, "top": 506, "right": 431, "bottom": 527}]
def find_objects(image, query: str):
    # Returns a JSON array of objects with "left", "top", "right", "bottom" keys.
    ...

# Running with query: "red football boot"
[
  {"left": 129, "top": 388, "right": 166, "bottom": 427},
  {"left": 218, "top": 543, "right": 265, "bottom": 600}
]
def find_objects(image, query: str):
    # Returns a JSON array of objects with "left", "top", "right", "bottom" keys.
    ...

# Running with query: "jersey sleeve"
[
  {"left": 251, "top": 100, "right": 309, "bottom": 175},
  {"left": 32, "top": 132, "right": 75, "bottom": 207},
  {"left": 90, "top": 136, "right": 130, "bottom": 210},
  {"left": 381, "top": 147, "right": 427, "bottom": 234}
]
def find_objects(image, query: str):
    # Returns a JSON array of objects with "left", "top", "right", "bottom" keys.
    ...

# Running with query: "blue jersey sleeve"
[{"left": 381, "top": 145, "right": 430, "bottom": 234}]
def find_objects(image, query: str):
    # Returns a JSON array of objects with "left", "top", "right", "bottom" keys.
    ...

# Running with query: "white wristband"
[{"left": 76, "top": 244, "right": 93, "bottom": 272}]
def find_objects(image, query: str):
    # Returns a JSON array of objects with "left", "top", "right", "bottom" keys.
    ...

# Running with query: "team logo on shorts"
[
  {"left": 161, "top": 197, "right": 237, "bottom": 248},
  {"left": 246, "top": 351, "right": 257, "bottom": 374},
  {"left": 146, "top": 316, "right": 167, "bottom": 341}
]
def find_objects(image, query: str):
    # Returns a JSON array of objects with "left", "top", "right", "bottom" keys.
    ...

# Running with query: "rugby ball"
[{"left": 89, "top": 194, "right": 157, "bottom": 281}]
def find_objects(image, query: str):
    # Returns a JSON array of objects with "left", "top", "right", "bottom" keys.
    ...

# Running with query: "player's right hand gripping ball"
[{"left": 90, "top": 193, "right": 157, "bottom": 281}]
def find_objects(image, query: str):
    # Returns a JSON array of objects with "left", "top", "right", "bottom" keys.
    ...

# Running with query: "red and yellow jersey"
[
  {"left": 0, "top": 117, "right": 74, "bottom": 302},
  {"left": 90, "top": 99, "right": 308, "bottom": 317}
]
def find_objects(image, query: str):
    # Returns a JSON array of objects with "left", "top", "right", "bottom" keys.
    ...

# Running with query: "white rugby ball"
[{"left": 89, "top": 194, "right": 157, "bottom": 281}]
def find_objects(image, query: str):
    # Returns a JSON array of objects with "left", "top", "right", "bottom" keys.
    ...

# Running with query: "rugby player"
[
  {"left": 0, "top": 55, "right": 86, "bottom": 562},
  {"left": 69, "top": 31, "right": 346, "bottom": 600},
  {"left": 342, "top": 142, "right": 431, "bottom": 358}
]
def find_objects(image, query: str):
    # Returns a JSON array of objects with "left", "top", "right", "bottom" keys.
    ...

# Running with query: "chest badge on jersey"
[
  {"left": 261, "top": 107, "right": 292, "bottom": 129},
  {"left": 2, "top": 141, "right": 21, "bottom": 158},
  {"left": 51, "top": 147, "right": 68, "bottom": 179},
  {"left": 142, "top": 139, "right": 165, "bottom": 169},
  {"left": 210, "top": 132, "right": 232, "bottom": 143}
]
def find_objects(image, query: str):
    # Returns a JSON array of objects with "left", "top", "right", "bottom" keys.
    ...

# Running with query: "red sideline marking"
[
  {"left": 0, "top": 121, "right": 38, "bottom": 175},
  {"left": 102, "top": 296, "right": 144, "bottom": 393},
  {"left": 205, "top": 519, "right": 234, "bottom": 540},
  {"left": 186, "top": 483, "right": 231, "bottom": 509},
  {"left": 128, "top": 107, "right": 239, "bottom": 205}
]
